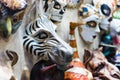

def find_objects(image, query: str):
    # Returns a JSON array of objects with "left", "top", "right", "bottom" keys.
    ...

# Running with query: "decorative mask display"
[
  {"left": 0, "top": 0, "right": 27, "bottom": 40},
  {"left": 23, "top": 15, "right": 73, "bottom": 70},
  {"left": 84, "top": 47, "right": 120, "bottom": 79},
  {"left": 78, "top": 4, "right": 100, "bottom": 44},
  {"left": 92, "top": 0, "right": 117, "bottom": 30},
  {"left": 43, "top": 0, "right": 67, "bottom": 22},
  {"left": 66, "top": 0, "right": 83, "bottom": 8}
]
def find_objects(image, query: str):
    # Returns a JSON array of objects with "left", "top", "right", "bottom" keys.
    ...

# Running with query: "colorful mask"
[
  {"left": 92, "top": 0, "right": 117, "bottom": 30},
  {"left": 43, "top": 0, "right": 67, "bottom": 22},
  {"left": 78, "top": 4, "right": 100, "bottom": 44},
  {"left": 23, "top": 15, "right": 73, "bottom": 70},
  {"left": 0, "top": 0, "right": 27, "bottom": 40},
  {"left": 0, "top": 0, "right": 27, "bottom": 10}
]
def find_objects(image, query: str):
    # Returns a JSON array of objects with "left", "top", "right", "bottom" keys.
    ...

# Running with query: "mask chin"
[{"left": 79, "top": 28, "right": 96, "bottom": 44}]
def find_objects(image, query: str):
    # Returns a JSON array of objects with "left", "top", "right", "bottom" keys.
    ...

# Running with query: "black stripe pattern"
[{"left": 23, "top": 15, "right": 73, "bottom": 70}]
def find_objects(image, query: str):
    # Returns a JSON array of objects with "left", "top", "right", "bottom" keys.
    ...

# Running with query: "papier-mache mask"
[
  {"left": 66, "top": 0, "right": 83, "bottom": 8},
  {"left": 0, "top": 0, "right": 27, "bottom": 40},
  {"left": 43, "top": 0, "right": 67, "bottom": 22},
  {"left": 110, "top": 18, "right": 120, "bottom": 45},
  {"left": 92, "top": 0, "right": 117, "bottom": 30},
  {"left": 78, "top": 4, "right": 100, "bottom": 44}
]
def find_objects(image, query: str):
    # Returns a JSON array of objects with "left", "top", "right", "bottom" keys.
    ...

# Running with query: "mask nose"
[
  {"left": 95, "top": 25, "right": 100, "bottom": 33},
  {"left": 59, "top": 48, "right": 73, "bottom": 63},
  {"left": 59, "top": 9, "right": 64, "bottom": 14}
]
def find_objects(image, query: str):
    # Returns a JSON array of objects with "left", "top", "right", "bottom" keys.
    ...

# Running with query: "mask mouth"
[{"left": 93, "top": 35, "right": 96, "bottom": 39}]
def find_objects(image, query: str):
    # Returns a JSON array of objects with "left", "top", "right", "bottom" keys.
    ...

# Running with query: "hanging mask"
[
  {"left": 66, "top": 0, "right": 83, "bottom": 8},
  {"left": 78, "top": 4, "right": 100, "bottom": 44},
  {"left": 23, "top": 15, "right": 73, "bottom": 70},
  {"left": 0, "top": 0, "right": 27, "bottom": 40},
  {"left": 92, "top": 0, "right": 117, "bottom": 30},
  {"left": 43, "top": 0, "right": 67, "bottom": 22},
  {"left": 110, "top": 18, "right": 120, "bottom": 45}
]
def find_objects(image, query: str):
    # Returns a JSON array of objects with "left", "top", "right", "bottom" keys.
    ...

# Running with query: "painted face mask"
[
  {"left": 23, "top": 15, "right": 73, "bottom": 70},
  {"left": 110, "top": 18, "right": 120, "bottom": 45},
  {"left": 0, "top": 0, "right": 27, "bottom": 40},
  {"left": 92, "top": 0, "right": 117, "bottom": 30},
  {"left": 78, "top": 4, "right": 100, "bottom": 44},
  {"left": 43, "top": 0, "right": 67, "bottom": 22}
]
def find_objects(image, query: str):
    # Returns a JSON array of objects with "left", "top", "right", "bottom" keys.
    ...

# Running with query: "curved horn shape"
[{"left": 6, "top": 50, "right": 18, "bottom": 66}]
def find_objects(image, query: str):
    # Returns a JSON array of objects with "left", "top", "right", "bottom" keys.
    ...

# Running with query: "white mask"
[
  {"left": 78, "top": 4, "right": 100, "bottom": 44},
  {"left": 110, "top": 18, "right": 120, "bottom": 45},
  {"left": 92, "top": 0, "right": 116, "bottom": 30},
  {"left": 43, "top": 0, "right": 67, "bottom": 22}
]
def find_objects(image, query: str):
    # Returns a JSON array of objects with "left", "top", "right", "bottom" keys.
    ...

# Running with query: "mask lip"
[{"left": 100, "top": 4, "right": 111, "bottom": 16}]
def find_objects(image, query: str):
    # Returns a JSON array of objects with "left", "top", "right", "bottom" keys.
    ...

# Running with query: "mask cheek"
[
  {"left": 50, "top": 9, "right": 63, "bottom": 21},
  {"left": 80, "top": 27, "right": 95, "bottom": 43}
]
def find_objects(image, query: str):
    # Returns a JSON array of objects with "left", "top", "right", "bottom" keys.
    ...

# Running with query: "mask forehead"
[
  {"left": 78, "top": 4, "right": 98, "bottom": 18},
  {"left": 56, "top": 0, "right": 67, "bottom": 5},
  {"left": 83, "top": 15, "right": 99, "bottom": 22}
]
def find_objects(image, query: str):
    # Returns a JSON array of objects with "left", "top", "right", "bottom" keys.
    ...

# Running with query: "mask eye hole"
[
  {"left": 87, "top": 21, "right": 97, "bottom": 28},
  {"left": 101, "top": 4, "right": 111, "bottom": 16},
  {"left": 34, "top": 30, "right": 48, "bottom": 39},
  {"left": 54, "top": 1, "right": 61, "bottom": 9}
]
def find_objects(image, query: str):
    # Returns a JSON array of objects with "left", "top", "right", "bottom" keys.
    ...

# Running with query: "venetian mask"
[
  {"left": 78, "top": 4, "right": 100, "bottom": 44},
  {"left": 23, "top": 15, "right": 73, "bottom": 70},
  {"left": 92, "top": 0, "right": 117, "bottom": 30},
  {"left": 43, "top": 0, "right": 67, "bottom": 22}
]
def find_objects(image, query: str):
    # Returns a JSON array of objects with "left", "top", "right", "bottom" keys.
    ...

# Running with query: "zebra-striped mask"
[{"left": 23, "top": 15, "right": 73, "bottom": 70}]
